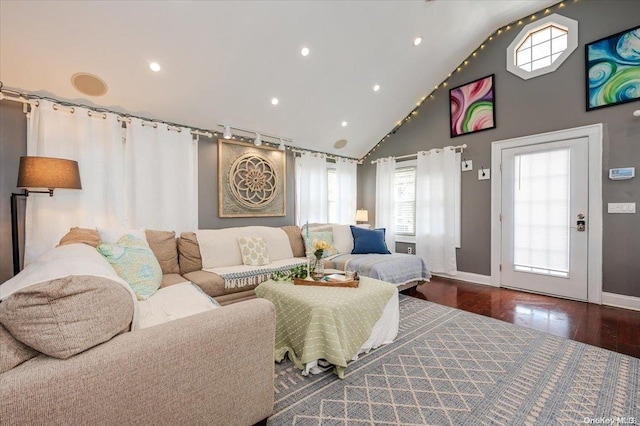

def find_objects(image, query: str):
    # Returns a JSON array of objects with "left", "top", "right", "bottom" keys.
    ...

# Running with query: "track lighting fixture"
[
  {"left": 254, "top": 133, "right": 262, "bottom": 146},
  {"left": 278, "top": 138, "right": 286, "bottom": 151},
  {"left": 223, "top": 125, "right": 232, "bottom": 139}
]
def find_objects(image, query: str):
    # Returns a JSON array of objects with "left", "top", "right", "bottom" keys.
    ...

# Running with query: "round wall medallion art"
[{"left": 228, "top": 153, "right": 279, "bottom": 209}]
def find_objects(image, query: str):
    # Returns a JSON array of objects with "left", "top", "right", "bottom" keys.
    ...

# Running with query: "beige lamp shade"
[
  {"left": 17, "top": 156, "right": 82, "bottom": 190},
  {"left": 355, "top": 209, "right": 369, "bottom": 222}
]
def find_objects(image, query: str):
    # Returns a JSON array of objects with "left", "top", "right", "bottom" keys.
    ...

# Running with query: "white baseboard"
[
  {"left": 601, "top": 292, "right": 640, "bottom": 312},
  {"left": 432, "top": 271, "right": 495, "bottom": 287}
]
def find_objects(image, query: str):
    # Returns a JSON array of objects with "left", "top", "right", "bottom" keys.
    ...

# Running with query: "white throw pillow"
[
  {"left": 332, "top": 224, "right": 354, "bottom": 254},
  {"left": 97, "top": 226, "right": 148, "bottom": 246},
  {"left": 238, "top": 236, "right": 271, "bottom": 266}
]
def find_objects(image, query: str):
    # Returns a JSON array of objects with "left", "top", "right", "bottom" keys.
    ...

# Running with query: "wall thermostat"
[{"left": 609, "top": 167, "right": 635, "bottom": 180}]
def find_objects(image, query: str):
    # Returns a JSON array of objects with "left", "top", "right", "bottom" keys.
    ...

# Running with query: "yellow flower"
[{"left": 313, "top": 240, "right": 331, "bottom": 251}]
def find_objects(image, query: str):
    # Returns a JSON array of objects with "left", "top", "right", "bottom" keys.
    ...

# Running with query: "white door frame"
[{"left": 490, "top": 124, "right": 603, "bottom": 303}]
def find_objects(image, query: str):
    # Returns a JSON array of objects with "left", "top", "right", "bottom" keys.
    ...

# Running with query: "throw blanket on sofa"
[
  {"left": 255, "top": 277, "right": 397, "bottom": 378},
  {"left": 329, "top": 253, "right": 431, "bottom": 286},
  {"left": 204, "top": 258, "right": 307, "bottom": 289}
]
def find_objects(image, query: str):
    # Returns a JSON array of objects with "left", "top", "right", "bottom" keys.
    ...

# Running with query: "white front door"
[{"left": 500, "top": 137, "right": 589, "bottom": 300}]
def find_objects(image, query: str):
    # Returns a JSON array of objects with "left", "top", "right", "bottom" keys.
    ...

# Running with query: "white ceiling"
[{"left": 0, "top": 0, "right": 555, "bottom": 158}]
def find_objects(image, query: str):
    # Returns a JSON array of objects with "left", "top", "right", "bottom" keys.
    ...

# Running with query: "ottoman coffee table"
[{"left": 255, "top": 276, "right": 399, "bottom": 378}]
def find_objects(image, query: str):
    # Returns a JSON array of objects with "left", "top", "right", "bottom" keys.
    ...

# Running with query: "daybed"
[
  {"left": 0, "top": 235, "right": 275, "bottom": 426},
  {"left": 303, "top": 223, "right": 431, "bottom": 291}
]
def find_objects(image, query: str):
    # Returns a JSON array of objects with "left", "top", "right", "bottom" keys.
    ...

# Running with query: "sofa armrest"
[{"left": 1, "top": 299, "right": 276, "bottom": 426}]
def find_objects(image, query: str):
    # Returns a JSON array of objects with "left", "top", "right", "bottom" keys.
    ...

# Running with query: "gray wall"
[
  {"left": 0, "top": 110, "right": 296, "bottom": 283},
  {"left": 0, "top": 102, "right": 27, "bottom": 283},
  {"left": 198, "top": 137, "right": 296, "bottom": 229},
  {"left": 359, "top": 0, "right": 640, "bottom": 298}
]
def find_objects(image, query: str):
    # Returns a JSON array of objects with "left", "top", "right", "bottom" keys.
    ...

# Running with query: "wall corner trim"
[
  {"left": 432, "top": 271, "right": 495, "bottom": 287},
  {"left": 601, "top": 292, "right": 640, "bottom": 312}
]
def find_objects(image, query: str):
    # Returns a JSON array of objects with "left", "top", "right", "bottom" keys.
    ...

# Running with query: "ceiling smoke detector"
[{"left": 71, "top": 72, "right": 108, "bottom": 96}]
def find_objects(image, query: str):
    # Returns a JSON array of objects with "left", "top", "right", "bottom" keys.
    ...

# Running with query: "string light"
[{"left": 359, "top": 0, "right": 577, "bottom": 162}]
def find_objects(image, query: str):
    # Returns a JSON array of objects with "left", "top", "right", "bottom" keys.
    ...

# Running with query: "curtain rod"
[
  {"left": 370, "top": 144, "right": 467, "bottom": 164},
  {"left": 291, "top": 148, "right": 362, "bottom": 164},
  {"left": 0, "top": 88, "right": 214, "bottom": 139}
]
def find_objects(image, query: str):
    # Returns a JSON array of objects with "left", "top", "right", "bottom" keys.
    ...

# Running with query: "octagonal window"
[{"left": 507, "top": 14, "right": 578, "bottom": 80}]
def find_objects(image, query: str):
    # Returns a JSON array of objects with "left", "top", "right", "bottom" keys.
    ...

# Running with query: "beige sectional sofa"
[{"left": 0, "top": 227, "right": 278, "bottom": 426}]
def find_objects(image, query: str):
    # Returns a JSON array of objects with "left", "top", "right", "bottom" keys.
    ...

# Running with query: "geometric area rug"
[{"left": 268, "top": 295, "right": 639, "bottom": 425}]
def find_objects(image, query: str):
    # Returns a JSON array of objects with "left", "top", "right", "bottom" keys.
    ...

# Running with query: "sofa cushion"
[
  {"left": 350, "top": 226, "right": 391, "bottom": 254},
  {"left": 0, "top": 275, "right": 134, "bottom": 359},
  {"left": 145, "top": 229, "right": 180, "bottom": 274},
  {"left": 331, "top": 224, "right": 355, "bottom": 254},
  {"left": 178, "top": 232, "right": 203, "bottom": 275},
  {"left": 281, "top": 225, "right": 306, "bottom": 257},
  {"left": 238, "top": 236, "right": 271, "bottom": 266},
  {"left": 58, "top": 227, "right": 100, "bottom": 248},
  {"left": 195, "top": 227, "right": 294, "bottom": 269},
  {"left": 137, "top": 283, "right": 219, "bottom": 329},
  {"left": 97, "top": 235, "right": 163, "bottom": 300},
  {"left": 184, "top": 270, "right": 259, "bottom": 297},
  {"left": 0, "top": 322, "right": 39, "bottom": 373},
  {"left": 161, "top": 273, "right": 189, "bottom": 288}
]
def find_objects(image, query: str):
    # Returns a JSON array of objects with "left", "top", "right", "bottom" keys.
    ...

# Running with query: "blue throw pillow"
[{"left": 350, "top": 226, "right": 391, "bottom": 254}]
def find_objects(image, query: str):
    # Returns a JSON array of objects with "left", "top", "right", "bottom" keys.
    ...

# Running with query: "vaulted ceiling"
[{"left": 0, "top": 0, "right": 556, "bottom": 158}]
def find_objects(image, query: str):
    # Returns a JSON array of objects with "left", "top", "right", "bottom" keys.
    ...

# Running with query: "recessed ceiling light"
[
  {"left": 373, "top": 84, "right": 380, "bottom": 92},
  {"left": 341, "top": 121, "right": 348, "bottom": 127},
  {"left": 271, "top": 97, "right": 279, "bottom": 105},
  {"left": 149, "top": 62, "right": 161, "bottom": 72},
  {"left": 301, "top": 47, "right": 310, "bottom": 56},
  {"left": 413, "top": 37, "right": 422, "bottom": 46}
]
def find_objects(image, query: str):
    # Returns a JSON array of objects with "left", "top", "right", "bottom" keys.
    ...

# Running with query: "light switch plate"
[
  {"left": 462, "top": 160, "right": 473, "bottom": 172},
  {"left": 478, "top": 168, "right": 490, "bottom": 180},
  {"left": 608, "top": 203, "right": 636, "bottom": 213}
]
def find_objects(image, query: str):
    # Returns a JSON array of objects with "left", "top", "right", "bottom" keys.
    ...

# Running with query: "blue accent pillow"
[{"left": 350, "top": 226, "right": 391, "bottom": 254}]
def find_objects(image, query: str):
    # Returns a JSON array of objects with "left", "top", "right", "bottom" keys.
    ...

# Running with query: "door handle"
[{"left": 576, "top": 213, "right": 586, "bottom": 232}]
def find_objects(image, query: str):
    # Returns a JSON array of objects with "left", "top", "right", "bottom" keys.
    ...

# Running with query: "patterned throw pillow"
[
  {"left": 97, "top": 234, "right": 162, "bottom": 300},
  {"left": 304, "top": 231, "right": 339, "bottom": 258},
  {"left": 238, "top": 236, "right": 271, "bottom": 266}
]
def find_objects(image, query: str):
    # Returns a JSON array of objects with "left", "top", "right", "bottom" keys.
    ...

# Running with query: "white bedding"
[{"left": 303, "top": 289, "right": 399, "bottom": 375}]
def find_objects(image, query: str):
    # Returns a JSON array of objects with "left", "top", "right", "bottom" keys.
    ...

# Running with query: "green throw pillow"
[
  {"left": 97, "top": 234, "right": 162, "bottom": 300},
  {"left": 238, "top": 236, "right": 271, "bottom": 266}
]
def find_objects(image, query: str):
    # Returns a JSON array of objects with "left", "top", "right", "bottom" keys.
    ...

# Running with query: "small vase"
[{"left": 312, "top": 256, "right": 324, "bottom": 281}]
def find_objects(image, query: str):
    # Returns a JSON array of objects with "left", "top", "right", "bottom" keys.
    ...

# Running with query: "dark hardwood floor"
[{"left": 403, "top": 277, "right": 640, "bottom": 359}]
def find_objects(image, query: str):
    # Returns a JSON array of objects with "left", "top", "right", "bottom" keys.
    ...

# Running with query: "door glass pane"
[{"left": 513, "top": 148, "right": 570, "bottom": 277}]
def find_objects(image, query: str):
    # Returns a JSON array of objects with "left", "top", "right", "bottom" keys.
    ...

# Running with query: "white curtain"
[
  {"left": 124, "top": 118, "right": 198, "bottom": 234},
  {"left": 334, "top": 158, "right": 358, "bottom": 224},
  {"left": 375, "top": 157, "right": 396, "bottom": 252},
  {"left": 295, "top": 152, "right": 328, "bottom": 225},
  {"left": 25, "top": 100, "right": 124, "bottom": 265},
  {"left": 415, "top": 147, "right": 460, "bottom": 275}
]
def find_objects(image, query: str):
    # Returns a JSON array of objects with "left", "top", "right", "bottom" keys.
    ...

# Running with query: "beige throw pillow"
[
  {"left": 0, "top": 275, "right": 134, "bottom": 359},
  {"left": 238, "top": 236, "right": 270, "bottom": 266},
  {"left": 58, "top": 227, "right": 101, "bottom": 248}
]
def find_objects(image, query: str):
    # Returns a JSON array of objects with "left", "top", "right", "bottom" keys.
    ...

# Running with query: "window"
[
  {"left": 327, "top": 167, "right": 337, "bottom": 223},
  {"left": 516, "top": 25, "right": 567, "bottom": 72},
  {"left": 394, "top": 166, "right": 416, "bottom": 235},
  {"left": 507, "top": 14, "right": 577, "bottom": 80}
]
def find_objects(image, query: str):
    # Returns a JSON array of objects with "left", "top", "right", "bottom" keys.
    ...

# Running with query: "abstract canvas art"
[
  {"left": 586, "top": 25, "right": 640, "bottom": 111},
  {"left": 449, "top": 74, "right": 496, "bottom": 138}
]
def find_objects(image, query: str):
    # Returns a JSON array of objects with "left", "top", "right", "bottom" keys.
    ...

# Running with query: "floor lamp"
[{"left": 11, "top": 156, "right": 82, "bottom": 275}]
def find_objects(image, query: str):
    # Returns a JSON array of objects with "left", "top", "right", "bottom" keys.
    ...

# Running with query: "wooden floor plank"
[{"left": 403, "top": 277, "right": 640, "bottom": 359}]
